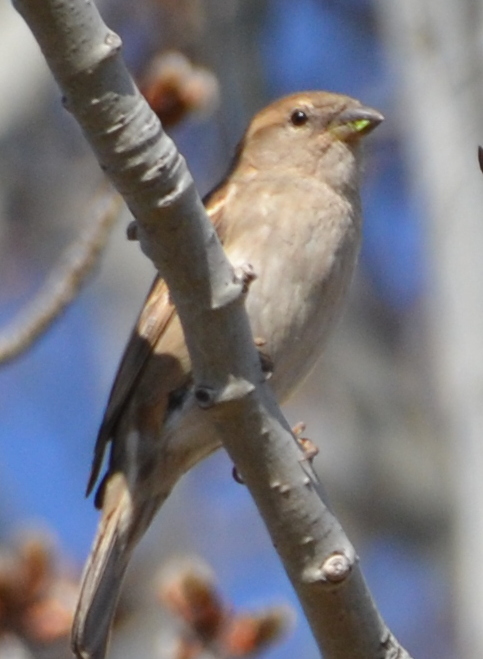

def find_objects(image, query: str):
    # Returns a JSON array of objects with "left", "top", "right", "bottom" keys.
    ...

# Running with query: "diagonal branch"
[
  {"left": 0, "top": 190, "right": 120, "bottom": 365},
  {"left": 11, "top": 1, "right": 413, "bottom": 657}
]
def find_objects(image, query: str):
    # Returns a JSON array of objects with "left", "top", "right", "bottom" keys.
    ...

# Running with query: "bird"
[{"left": 71, "top": 91, "right": 383, "bottom": 659}]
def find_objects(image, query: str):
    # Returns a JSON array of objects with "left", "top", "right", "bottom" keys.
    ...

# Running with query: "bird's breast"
[{"left": 224, "top": 181, "right": 360, "bottom": 402}]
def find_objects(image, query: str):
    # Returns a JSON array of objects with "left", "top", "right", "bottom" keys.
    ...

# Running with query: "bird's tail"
[{"left": 71, "top": 475, "right": 159, "bottom": 659}]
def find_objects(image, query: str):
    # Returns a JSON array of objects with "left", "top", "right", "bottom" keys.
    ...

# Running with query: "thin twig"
[{"left": 0, "top": 189, "right": 121, "bottom": 365}]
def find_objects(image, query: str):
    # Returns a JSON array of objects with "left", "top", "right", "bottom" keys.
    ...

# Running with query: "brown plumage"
[{"left": 72, "top": 91, "right": 383, "bottom": 659}]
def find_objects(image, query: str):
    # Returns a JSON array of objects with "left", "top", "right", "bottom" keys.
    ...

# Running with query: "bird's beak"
[{"left": 329, "top": 106, "right": 384, "bottom": 141}]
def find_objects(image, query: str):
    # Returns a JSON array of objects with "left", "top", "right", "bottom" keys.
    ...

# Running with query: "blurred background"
[{"left": 1, "top": 0, "right": 483, "bottom": 657}]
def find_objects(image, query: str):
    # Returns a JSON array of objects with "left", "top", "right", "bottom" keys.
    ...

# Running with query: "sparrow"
[{"left": 71, "top": 91, "right": 383, "bottom": 659}]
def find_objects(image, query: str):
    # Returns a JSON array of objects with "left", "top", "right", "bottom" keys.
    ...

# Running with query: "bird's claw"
[
  {"left": 292, "top": 423, "right": 319, "bottom": 463},
  {"left": 234, "top": 263, "right": 257, "bottom": 293}
]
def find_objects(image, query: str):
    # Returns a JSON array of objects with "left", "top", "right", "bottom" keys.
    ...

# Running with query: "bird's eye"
[{"left": 290, "top": 109, "right": 308, "bottom": 127}]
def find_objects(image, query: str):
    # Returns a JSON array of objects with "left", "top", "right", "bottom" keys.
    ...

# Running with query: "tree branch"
[
  {"left": 11, "top": 0, "right": 413, "bottom": 656},
  {"left": 0, "top": 189, "right": 119, "bottom": 365}
]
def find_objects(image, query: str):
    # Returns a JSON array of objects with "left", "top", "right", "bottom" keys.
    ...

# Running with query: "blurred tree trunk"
[{"left": 376, "top": 1, "right": 483, "bottom": 657}]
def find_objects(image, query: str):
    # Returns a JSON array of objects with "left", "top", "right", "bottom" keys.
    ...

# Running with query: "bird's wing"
[
  {"left": 86, "top": 276, "right": 176, "bottom": 496},
  {"left": 86, "top": 188, "right": 230, "bottom": 496}
]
